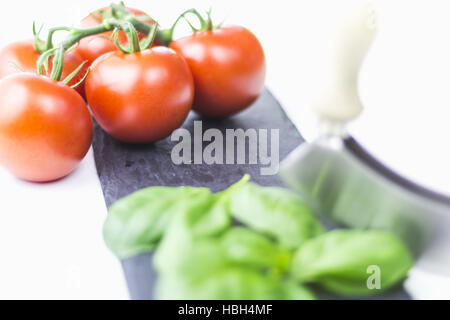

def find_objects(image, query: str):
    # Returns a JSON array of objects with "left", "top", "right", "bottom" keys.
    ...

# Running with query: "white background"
[{"left": 0, "top": 0, "right": 449, "bottom": 299}]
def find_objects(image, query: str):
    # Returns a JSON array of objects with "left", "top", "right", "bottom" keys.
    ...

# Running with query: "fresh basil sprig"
[{"left": 103, "top": 175, "right": 414, "bottom": 299}]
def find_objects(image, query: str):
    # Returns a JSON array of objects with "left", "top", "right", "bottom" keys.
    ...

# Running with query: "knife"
[{"left": 279, "top": 0, "right": 450, "bottom": 276}]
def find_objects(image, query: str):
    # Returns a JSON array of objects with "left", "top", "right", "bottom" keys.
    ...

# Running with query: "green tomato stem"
[
  {"left": 170, "top": 8, "right": 208, "bottom": 35},
  {"left": 155, "top": 8, "right": 210, "bottom": 46},
  {"left": 40, "top": 18, "right": 146, "bottom": 81},
  {"left": 44, "top": 26, "right": 72, "bottom": 52}
]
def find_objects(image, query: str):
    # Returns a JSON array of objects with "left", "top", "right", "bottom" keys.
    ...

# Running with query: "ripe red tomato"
[
  {"left": 170, "top": 26, "right": 266, "bottom": 118},
  {"left": 0, "top": 40, "right": 89, "bottom": 99},
  {"left": 74, "top": 7, "right": 157, "bottom": 65},
  {"left": 0, "top": 73, "right": 93, "bottom": 182},
  {"left": 85, "top": 47, "right": 194, "bottom": 144}
]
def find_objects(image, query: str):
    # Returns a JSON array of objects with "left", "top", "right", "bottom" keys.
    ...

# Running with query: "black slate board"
[
  {"left": 93, "top": 89, "right": 299, "bottom": 205},
  {"left": 92, "top": 89, "right": 410, "bottom": 300}
]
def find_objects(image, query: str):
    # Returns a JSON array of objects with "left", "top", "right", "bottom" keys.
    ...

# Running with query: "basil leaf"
[
  {"left": 170, "top": 175, "right": 254, "bottom": 238},
  {"left": 188, "top": 193, "right": 231, "bottom": 237},
  {"left": 291, "top": 230, "right": 413, "bottom": 296},
  {"left": 155, "top": 236, "right": 227, "bottom": 279},
  {"left": 103, "top": 186, "right": 224, "bottom": 259},
  {"left": 154, "top": 218, "right": 314, "bottom": 300},
  {"left": 281, "top": 280, "right": 316, "bottom": 300},
  {"left": 154, "top": 226, "right": 287, "bottom": 279},
  {"left": 152, "top": 202, "right": 229, "bottom": 275},
  {"left": 221, "top": 228, "right": 291, "bottom": 271},
  {"left": 154, "top": 222, "right": 314, "bottom": 300},
  {"left": 156, "top": 269, "right": 315, "bottom": 300},
  {"left": 229, "top": 183, "right": 325, "bottom": 249},
  {"left": 153, "top": 176, "right": 251, "bottom": 272}
]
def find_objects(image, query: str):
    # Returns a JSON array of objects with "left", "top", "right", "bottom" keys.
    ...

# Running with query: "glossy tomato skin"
[
  {"left": 74, "top": 7, "right": 157, "bottom": 66},
  {"left": 85, "top": 47, "right": 194, "bottom": 143},
  {"left": 0, "top": 40, "right": 89, "bottom": 99},
  {"left": 170, "top": 26, "right": 266, "bottom": 119},
  {"left": 0, "top": 74, "right": 93, "bottom": 182}
]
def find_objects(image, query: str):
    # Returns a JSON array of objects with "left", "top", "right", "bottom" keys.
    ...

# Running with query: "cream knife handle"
[{"left": 313, "top": 0, "right": 377, "bottom": 123}]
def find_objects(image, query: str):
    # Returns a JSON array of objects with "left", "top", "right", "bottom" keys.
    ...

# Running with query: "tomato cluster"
[{"left": 0, "top": 4, "right": 266, "bottom": 182}]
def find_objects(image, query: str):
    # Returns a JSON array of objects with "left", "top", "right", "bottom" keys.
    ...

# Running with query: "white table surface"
[{"left": 0, "top": 0, "right": 449, "bottom": 299}]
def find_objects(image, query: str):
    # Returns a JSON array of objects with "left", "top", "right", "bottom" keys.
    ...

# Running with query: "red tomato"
[
  {"left": 0, "top": 73, "right": 93, "bottom": 182},
  {"left": 0, "top": 40, "right": 89, "bottom": 99},
  {"left": 85, "top": 47, "right": 194, "bottom": 143},
  {"left": 74, "top": 7, "right": 157, "bottom": 65},
  {"left": 170, "top": 26, "right": 266, "bottom": 118}
]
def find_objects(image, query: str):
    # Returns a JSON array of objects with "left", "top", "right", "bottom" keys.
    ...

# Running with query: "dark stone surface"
[
  {"left": 92, "top": 89, "right": 410, "bottom": 300},
  {"left": 121, "top": 253, "right": 157, "bottom": 300},
  {"left": 93, "top": 90, "right": 300, "bottom": 207}
]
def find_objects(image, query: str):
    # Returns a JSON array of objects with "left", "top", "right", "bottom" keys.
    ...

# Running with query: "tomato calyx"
[
  {"left": 35, "top": 46, "right": 89, "bottom": 89},
  {"left": 111, "top": 20, "right": 159, "bottom": 54},
  {"left": 110, "top": 2, "right": 156, "bottom": 26},
  {"left": 177, "top": 8, "right": 219, "bottom": 32},
  {"left": 61, "top": 61, "right": 89, "bottom": 89},
  {"left": 32, "top": 22, "right": 46, "bottom": 53},
  {"left": 109, "top": 2, "right": 172, "bottom": 46},
  {"left": 163, "top": 8, "right": 221, "bottom": 44},
  {"left": 205, "top": 9, "right": 215, "bottom": 32}
]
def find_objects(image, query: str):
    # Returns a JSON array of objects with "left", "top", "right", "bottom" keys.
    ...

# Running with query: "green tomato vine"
[{"left": 32, "top": 2, "right": 217, "bottom": 84}]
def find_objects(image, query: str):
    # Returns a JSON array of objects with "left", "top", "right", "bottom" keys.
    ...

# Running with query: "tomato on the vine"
[
  {"left": 0, "top": 73, "right": 93, "bottom": 182},
  {"left": 74, "top": 7, "right": 157, "bottom": 65},
  {"left": 170, "top": 26, "right": 266, "bottom": 118},
  {"left": 0, "top": 40, "right": 89, "bottom": 99},
  {"left": 85, "top": 46, "right": 194, "bottom": 144}
]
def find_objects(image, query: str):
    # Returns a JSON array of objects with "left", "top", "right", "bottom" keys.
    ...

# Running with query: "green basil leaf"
[
  {"left": 229, "top": 183, "right": 325, "bottom": 249},
  {"left": 188, "top": 193, "right": 231, "bottom": 237},
  {"left": 291, "top": 230, "right": 414, "bottom": 296},
  {"left": 220, "top": 228, "right": 291, "bottom": 271},
  {"left": 103, "top": 186, "right": 223, "bottom": 259},
  {"left": 155, "top": 236, "right": 227, "bottom": 278},
  {"left": 152, "top": 202, "right": 230, "bottom": 275},
  {"left": 156, "top": 269, "right": 316, "bottom": 300},
  {"left": 154, "top": 224, "right": 315, "bottom": 300},
  {"left": 154, "top": 226, "right": 287, "bottom": 278},
  {"left": 281, "top": 280, "right": 316, "bottom": 300},
  {"left": 153, "top": 176, "right": 251, "bottom": 273}
]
